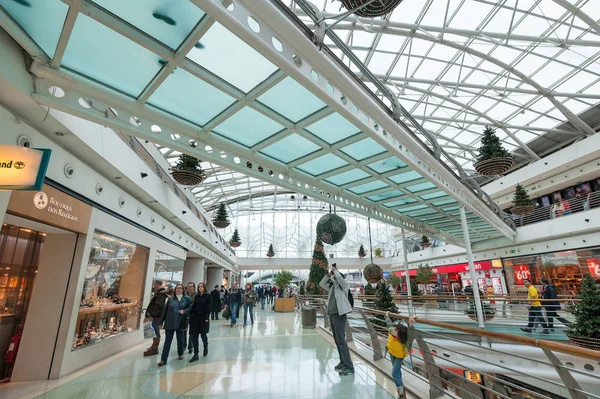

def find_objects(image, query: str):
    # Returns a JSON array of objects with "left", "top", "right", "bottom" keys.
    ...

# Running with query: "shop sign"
[
  {"left": 395, "top": 261, "right": 493, "bottom": 277},
  {"left": 541, "top": 251, "right": 578, "bottom": 267},
  {"left": 7, "top": 184, "right": 92, "bottom": 233},
  {"left": 513, "top": 264, "right": 531, "bottom": 285},
  {"left": 586, "top": 258, "right": 600, "bottom": 278},
  {"left": 0, "top": 145, "right": 51, "bottom": 190}
]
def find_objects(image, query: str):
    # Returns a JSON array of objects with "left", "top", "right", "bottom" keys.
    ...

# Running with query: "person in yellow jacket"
[{"left": 387, "top": 315, "right": 417, "bottom": 399}]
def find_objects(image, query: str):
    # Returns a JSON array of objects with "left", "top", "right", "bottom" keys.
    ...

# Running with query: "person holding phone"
[{"left": 319, "top": 263, "right": 354, "bottom": 376}]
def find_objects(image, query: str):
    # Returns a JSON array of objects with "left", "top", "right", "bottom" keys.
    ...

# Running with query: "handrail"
[
  {"left": 356, "top": 306, "right": 600, "bottom": 361},
  {"left": 297, "top": 294, "right": 581, "bottom": 303}
]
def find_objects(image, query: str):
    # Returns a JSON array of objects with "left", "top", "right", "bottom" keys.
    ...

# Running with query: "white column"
[
  {"left": 182, "top": 258, "right": 206, "bottom": 286},
  {"left": 401, "top": 228, "right": 413, "bottom": 314},
  {"left": 459, "top": 206, "right": 486, "bottom": 328},
  {"left": 206, "top": 266, "right": 224, "bottom": 290}
]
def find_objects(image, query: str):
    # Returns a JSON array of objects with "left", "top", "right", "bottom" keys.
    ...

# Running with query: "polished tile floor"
[{"left": 5, "top": 309, "right": 397, "bottom": 398}]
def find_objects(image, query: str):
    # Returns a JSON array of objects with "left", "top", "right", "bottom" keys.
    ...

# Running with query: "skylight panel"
[
  {"left": 367, "top": 52, "right": 399, "bottom": 75},
  {"left": 448, "top": 1, "right": 494, "bottom": 30}
]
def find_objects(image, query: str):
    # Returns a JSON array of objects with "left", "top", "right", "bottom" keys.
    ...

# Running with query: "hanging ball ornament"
[
  {"left": 316, "top": 213, "right": 347, "bottom": 245},
  {"left": 364, "top": 263, "right": 383, "bottom": 284}
]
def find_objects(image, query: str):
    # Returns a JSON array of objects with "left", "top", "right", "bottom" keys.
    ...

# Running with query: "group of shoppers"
[{"left": 521, "top": 277, "right": 570, "bottom": 334}]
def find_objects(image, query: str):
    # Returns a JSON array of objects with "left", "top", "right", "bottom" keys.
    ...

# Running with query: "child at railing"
[{"left": 386, "top": 315, "right": 417, "bottom": 399}]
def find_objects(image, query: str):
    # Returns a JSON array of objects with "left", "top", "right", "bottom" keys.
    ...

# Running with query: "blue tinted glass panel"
[
  {"left": 398, "top": 205, "right": 428, "bottom": 213},
  {"left": 341, "top": 138, "right": 387, "bottom": 161},
  {"left": 325, "top": 170, "right": 370, "bottom": 186},
  {"left": 432, "top": 199, "right": 457, "bottom": 206},
  {"left": 257, "top": 77, "right": 326, "bottom": 122},
  {"left": 1, "top": 0, "right": 68, "bottom": 58},
  {"left": 409, "top": 210, "right": 437, "bottom": 217},
  {"left": 304, "top": 113, "right": 361, "bottom": 144},
  {"left": 384, "top": 198, "right": 417, "bottom": 207},
  {"left": 188, "top": 23, "right": 276, "bottom": 92},
  {"left": 349, "top": 181, "right": 388, "bottom": 195},
  {"left": 442, "top": 206, "right": 460, "bottom": 211},
  {"left": 214, "top": 107, "right": 284, "bottom": 147},
  {"left": 419, "top": 215, "right": 446, "bottom": 222},
  {"left": 420, "top": 191, "right": 448, "bottom": 200},
  {"left": 367, "top": 190, "right": 403, "bottom": 202},
  {"left": 406, "top": 182, "right": 436, "bottom": 192},
  {"left": 297, "top": 154, "right": 347, "bottom": 176},
  {"left": 260, "top": 134, "right": 320, "bottom": 163},
  {"left": 149, "top": 69, "right": 235, "bottom": 126},
  {"left": 92, "top": 0, "right": 205, "bottom": 49},
  {"left": 62, "top": 15, "right": 162, "bottom": 96},
  {"left": 389, "top": 171, "right": 422, "bottom": 184},
  {"left": 367, "top": 157, "right": 406, "bottom": 173}
]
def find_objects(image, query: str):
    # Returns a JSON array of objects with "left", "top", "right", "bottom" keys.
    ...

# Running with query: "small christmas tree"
[
  {"left": 213, "top": 203, "right": 230, "bottom": 228},
  {"left": 372, "top": 280, "right": 399, "bottom": 327},
  {"left": 364, "top": 283, "right": 376, "bottom": 296},
  {"left": 513, "top": 184, "right": 532, "bottom": 207},
  {"left": 267, "top": 243, "right": 275, "bottom": 258},
  {"left": 174, "top": 154, "right": 203, "bottom": 172},
  {"left": 308, "top": 238, "right": 328, "bottom": 294},
  {"left": 229, "top": 228, "right": 241, "bottom": 245},
  {"left": 567, "top": 276, "right": 600, "bottom": 343},
  {"left": 358, "top": 244, "right": 366, "bottom": 258},
  {"left": 476, "top": 126, "right": 512, "bottom": 163},
  {"left": 421, "top": 235, "right": 430, "bottom": 244}
]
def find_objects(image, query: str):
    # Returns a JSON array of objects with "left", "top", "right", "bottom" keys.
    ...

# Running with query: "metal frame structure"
[
  {"left": 288, "top": 0, "right": 600, "bottom": 175},
  {"left": 0, "top": 0, "right": 521, "bottom": 246}
]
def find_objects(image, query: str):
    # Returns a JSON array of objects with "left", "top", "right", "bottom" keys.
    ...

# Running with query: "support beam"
[
  {"left": 460, "top": 206, "right": 485, "bottom": 329},
  {"left": 401, "top": 228, "right": 413, "bottom": 314}
]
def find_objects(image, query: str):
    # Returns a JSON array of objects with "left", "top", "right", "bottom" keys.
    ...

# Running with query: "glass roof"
[
  {"left": 0, "top": 0, "right": 541, "bottom": 243},
  {"left": 287, "top": 0, "right": 600, "bottom": 175}
]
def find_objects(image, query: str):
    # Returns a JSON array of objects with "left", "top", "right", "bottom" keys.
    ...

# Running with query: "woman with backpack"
[
  {"left": 157, "top": 284, "right": 192, "bottom": 367},
  {"left": 387, "top": 315, "right": 417, "bottom": 399},
  {"left": 243, "top": 283, "right": 258, "bottom": 327}
]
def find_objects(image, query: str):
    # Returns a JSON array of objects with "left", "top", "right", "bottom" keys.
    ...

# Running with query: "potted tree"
[
  {"left": 388, "top": 274, "right": 402, "bottom": 293},
  {"left": 414, "top": 264, "right": 433, "bottom": 307},
  {"left": 358, "top": 244, "right": 366, "bottom": 258},
  {"left": 511, "top": 184, "right": 535, "bottom": 216},
  {"left": 420, "top": 235, "right": 431, "bottom": 249},
  {"left": 229, "top": 228, "right": 241, "bottom": 248},
  {"left": 567, "top": 276, "right": 600, "bottom": 350},
  {"left": 473, "top": 126, "right": 514, "bottom": 176},
  {"left": 212, "top": 203, "right": 230, "bottom": 229},
  {"left": 274, "top": 270, "right": 294, "bottom": 312},
  {"left": 266, "top": 243, "right": 275, "bottom": 258},
  {"left": 171, "top": 154, "right": 206, "bottom": 186},
  {"left": 374, "top": 247, "right": 383, "bottom": 257}
]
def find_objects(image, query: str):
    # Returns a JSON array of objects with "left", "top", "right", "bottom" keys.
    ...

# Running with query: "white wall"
[{"left": 237, "top": 256, "right": 393, "bottom": 270}]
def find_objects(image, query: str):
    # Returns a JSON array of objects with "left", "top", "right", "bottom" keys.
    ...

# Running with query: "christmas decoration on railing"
[
  {"left": 511, "top": 184, "right": 534, "bottom": 216},
  {"left": 266, "top": 243, "right": 275, "bottom": 258},
  {"left": 171, "top": 154, "right": 206, "bottom": 186},
  {"left": 420, "top": 235, "right": 430, "bottom": 248},
  {"left": 212, "top": 203, "right": 230, "bottom": 229},
  {"left": 363, "top": 217, "right": 383, "bottom": 283},
  {"left": 473, "top": 126, "right": 514, "bottom": 176},
  {"left": 316, "top": 207, "right": 346, "bottom": 245},
  {"left": 229, "top": 228, "right": 241, "bottom": 247},
  {"left": 567, "top": 275, "right": 600, "bottom": 351},
  {"left": 340, "top": 0, "right": 403, "bottom": 18}
]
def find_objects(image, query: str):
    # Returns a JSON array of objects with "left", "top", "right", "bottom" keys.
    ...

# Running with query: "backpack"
[
  {"left": 147, "top": 291, "right": 167, "bottom": 318},
  {"left": 347, "top": 290, "right": 354, "bottom": 309}
]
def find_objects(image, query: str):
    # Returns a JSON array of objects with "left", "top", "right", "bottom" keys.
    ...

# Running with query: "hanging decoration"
[
  {"left": 358, "top": 244, "right": 366, "bottom": 258},
  {"left": 340, "top": 0, "right": 403, "bottom": 18},
  {"left": 171, "top": 154, "right": 206, "bottom": 186},
  {"left": 511, "top": 184, "right": 534, "bottom": 216},
  {"left": 213, "top": 203, "right": 230, "bottom": 229},
  {"left": 363, "top": 217, "right": 382, "bottom": 283},
  {"left": 267, "top": 243, "right": 275, "bottom": 258},
  {"left": 229, "top": 228, "right": 241, "bottom": 247},
  {"left": 316, "top": 210, "right": 347, "bottom": 245},
  {"left": 473, "top": 126, "right": 514, "bottom": 176},
  {"left": 420, "top": 235, "right": 431, "bottom": 248}
]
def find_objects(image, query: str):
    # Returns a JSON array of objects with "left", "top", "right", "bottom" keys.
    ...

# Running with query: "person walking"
[
  {"left": 521, "top": 279, "right": 550, "bottom": 334},
  {"left": 541, "top": 277, "right": 570, "bottom": 330},
  {"left": 319, "top": 263, "right": 354, "bottom": 376},
  {"left": 184, "top": 282, "right": 196, "bottom": 354},
  {"left": 189, "top": 282, "right": 211, "bottom": 362},
  {"left": 266, "top": 286, "right": 273, "bottom": 305},
  {"left": 226, "top": 282, "right": 243, "bottom": 327},
  {"left": 258, "top": 285, "right": 266, "bottom": 310},
  {"left": 387, "top": 315, "right": 417, "bottom": 399},
  {"left": 210, "top": 285, "right": 221, "bottom": 320},
  {"left": 157, "top": 284, "right": 192, "bottom": 367},
  {"left": 143, "top": 280, "right": 168, "bottom": 356},
  {"left": 243, "top": 283, "right": 258, "bottom": 327}
]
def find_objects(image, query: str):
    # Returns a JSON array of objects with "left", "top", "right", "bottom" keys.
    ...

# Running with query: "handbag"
[
  {"left": 180, "top": 316, "right": 189, "bottom": 330},
  {"left": 143, "top": 320, "right": 154, "bottom": 339},
  {"left": 222, "top": 307, "right": 231, "bottom": 319}
]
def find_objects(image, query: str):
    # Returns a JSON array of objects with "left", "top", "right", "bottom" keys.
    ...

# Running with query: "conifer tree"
[
  {"left": 358, "top": 244, "right": 366, "bottom": 257},
  {"left": 372, "top": 280, "right": 398, "bottom": 327},
  {"left": 364, "top": 283, "right": 376, "bottom": 296},
  {"left": 513, "top": 184, "right": 532, "bottom": 207},
  {"left": 476, "top": 125, "right": 511, "bottom": 163},
  {"left": 213, "top": 203, "right": 229, "bottom": 222},
  {"left": 567, "top": 276, "right": 600, "bottom": 340},
  {"left": 267, "top": 243, "right": 275, "bottom": 257},
  {"left": 308, "top": 238, "right": 328, "bottom": 294},
  {"left": 229, "top": 228, "right": 241, "bottom": 244}
]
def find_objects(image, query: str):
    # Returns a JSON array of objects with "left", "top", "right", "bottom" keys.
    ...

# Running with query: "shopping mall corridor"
[{"left": 0, "top": 310, "right": 399, "bottom": 399}]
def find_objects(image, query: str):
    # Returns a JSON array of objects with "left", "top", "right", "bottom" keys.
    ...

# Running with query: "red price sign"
[{"left": 513, "top": 265, "right": 531, "bottom": 285}]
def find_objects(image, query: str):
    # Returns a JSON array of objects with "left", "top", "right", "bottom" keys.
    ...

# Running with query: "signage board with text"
[{"left": 0, "top": 145, "right": 51, "bottom": 190}]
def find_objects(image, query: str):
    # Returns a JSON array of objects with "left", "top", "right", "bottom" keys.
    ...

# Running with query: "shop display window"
[
  {"left": 73, "top": 231, "right": 149, "bottom": 350},
  {"left": 153, "top": 252, "right": 183, "bottom": 288}
]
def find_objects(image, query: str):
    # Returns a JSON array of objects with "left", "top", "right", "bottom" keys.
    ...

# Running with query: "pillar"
[
  {"left": 401, "top": 228, "right": 413, "bottom": 314},
  {"left": 459, "top": 206, "right": 486, "bottom": 328},
  {"left": 206, "top": 266, "right": 224, "bottom": 290},
  {"left": 182, "top": 258, "right": 205, "bottom": 286}
]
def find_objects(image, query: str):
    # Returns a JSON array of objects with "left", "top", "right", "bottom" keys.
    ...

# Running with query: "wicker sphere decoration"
[
  {"left": 316, "top": 213, "right": 347, "bottom": 245},
  {"left": 341, "top": 0, "right": 403, "bottom": 17},
  {"left": 364, "top": 263, "right": 383, "bottom": 283}
]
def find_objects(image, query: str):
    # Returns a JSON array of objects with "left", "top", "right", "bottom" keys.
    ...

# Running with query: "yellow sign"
[
  {"left": 0, "top": 145, "right": 51, "bottom": 190},
  {"left": 464, "top": 370, "right": 482, "bottom": 384}
]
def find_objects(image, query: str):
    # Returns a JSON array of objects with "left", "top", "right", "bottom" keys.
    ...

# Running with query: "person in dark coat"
[
  {"left": 210, "top": 285, "right": 221, "bottom": 320},
  {"left": 541, "top": 276, "right": 570, "bottom": 329},
  {"left": 189, "top": 282, "right": 211, "bottom": 362},
  {"left": 226, "top": 282, "right": 243, "bottom": 327},
  {"left": 157, "top": 284, "right": 192, "bottom": 367}
]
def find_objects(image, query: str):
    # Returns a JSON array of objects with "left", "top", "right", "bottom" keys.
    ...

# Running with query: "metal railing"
[{"left": 296, "top": 296, "right": 600, "bottom": 399}]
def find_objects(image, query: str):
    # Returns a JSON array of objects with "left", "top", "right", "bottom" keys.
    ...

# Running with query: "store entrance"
[{"left": 0, "top": 223, "right": 44, "bottom": 380}]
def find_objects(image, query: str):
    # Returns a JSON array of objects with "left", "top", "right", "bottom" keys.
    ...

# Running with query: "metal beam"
[{"left": 51, "top": 0, "right": 82, "bottom": 68}]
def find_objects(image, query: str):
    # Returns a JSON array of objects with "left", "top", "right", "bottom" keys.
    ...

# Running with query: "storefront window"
[
  {"left": 154, "top": 252, "right": 183, "bottom": 288},
  {"left": 73, "top": 231, "right": 149, "bottom": 350}
]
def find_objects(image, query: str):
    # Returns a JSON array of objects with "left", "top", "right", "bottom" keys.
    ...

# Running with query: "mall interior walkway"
[{"left": 0, "top": 310, "right": 400, "bottom": 399}]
